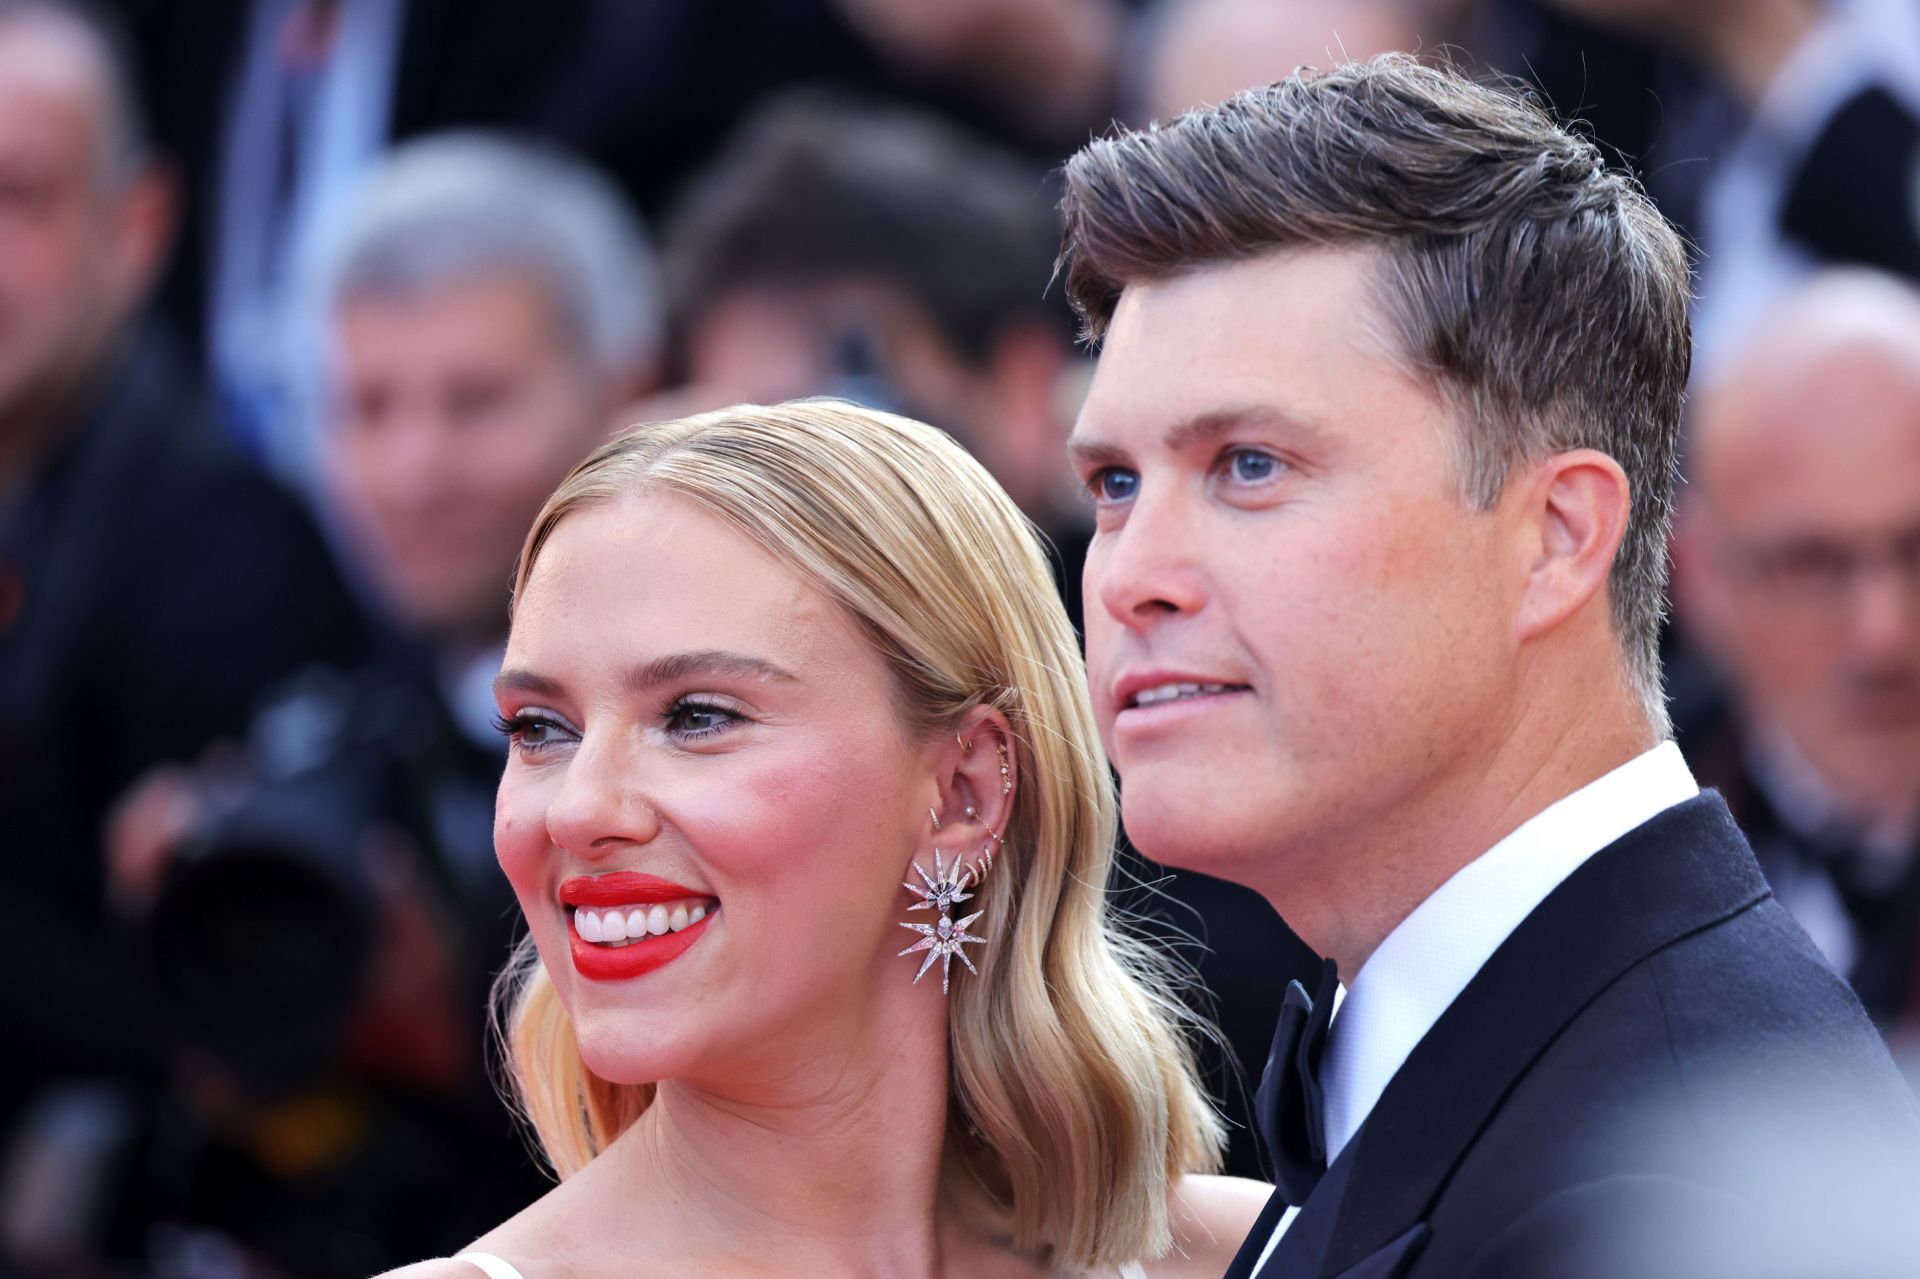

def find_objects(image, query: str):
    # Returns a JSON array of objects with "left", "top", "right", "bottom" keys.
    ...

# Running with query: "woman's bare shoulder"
[
  {"left": 373, "top": 1261, "right": 485, "bottom": 1279},
  {"left": 1141, "top": 1174, "right": 1274, "bottom": 1279}
]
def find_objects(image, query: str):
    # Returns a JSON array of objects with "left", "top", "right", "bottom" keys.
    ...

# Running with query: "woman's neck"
[{"left": 577, "top": 982, "right": 1025, "bottom": 1277}]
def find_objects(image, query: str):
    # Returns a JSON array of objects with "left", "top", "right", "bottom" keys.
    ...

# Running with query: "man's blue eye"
[
  {"left": 1229, "top": 449, "right": 1280, "bottom": 482},
  {"left": 1092, "top": 468, "right": 1139, "bottom": 502}
]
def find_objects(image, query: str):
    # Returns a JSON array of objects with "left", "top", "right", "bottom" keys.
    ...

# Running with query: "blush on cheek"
[{"left": 492, "top": 792, "right": 550, "bottom": 894}]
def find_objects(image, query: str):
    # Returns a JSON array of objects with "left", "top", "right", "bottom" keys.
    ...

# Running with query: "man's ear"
[
  {"left": 1513, "top": 448, "right": 1632, "bottom": 644},
  {"left": 920, "top": 707, "right": 1018, "bottom": 865},
  {"left": 104, "top": 161, "right": 176, "bottom": 316}
]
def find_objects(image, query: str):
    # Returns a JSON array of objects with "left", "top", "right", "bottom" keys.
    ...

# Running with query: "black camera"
[{"left": 134, "top": 667, "right": 430, "bottom": 1098}]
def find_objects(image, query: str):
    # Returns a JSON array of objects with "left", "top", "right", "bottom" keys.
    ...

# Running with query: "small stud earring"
[{"left": 964, "top": 804, "right": 977, "bottom": 821}]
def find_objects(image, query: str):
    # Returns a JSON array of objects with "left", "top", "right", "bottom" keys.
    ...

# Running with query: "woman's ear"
[{"left": 922, "top": 708, "right": 1017, "bottom": 864}]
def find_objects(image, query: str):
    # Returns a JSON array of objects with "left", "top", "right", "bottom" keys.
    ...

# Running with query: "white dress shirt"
[{"left": 1249, "top": 742, "right": 1701, "bottom": 1277}]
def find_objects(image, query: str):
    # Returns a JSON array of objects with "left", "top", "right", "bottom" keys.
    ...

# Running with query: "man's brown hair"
[{"left": 1059, "top": 53, "right": 1692, "bottom": 728}]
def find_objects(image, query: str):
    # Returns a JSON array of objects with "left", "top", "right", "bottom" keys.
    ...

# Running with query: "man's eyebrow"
[
  {"left": 1068, "top": 404, "right": 1328, "bottom": 469},
  {"left": 1163, "top": 404, "right": 1325, "bottom": 453},
  {"left": 623, "top": 650, "right": 797, "bottom": 693},
  {"left": 1066, "top": 432, "right": 1129, "bottom": 470}
]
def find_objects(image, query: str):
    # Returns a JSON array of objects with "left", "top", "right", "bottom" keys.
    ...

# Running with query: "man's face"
[
  {"left": 0, "top": 18, "right": 140, "bottom": 427},
  {"left": 327, "top": 273, "right": 613, "bottom": 643},
  {"left": 1070, "top": 249, "right": 1519, "bottom": 891},
  {"left": 1678, "top": 349, "right": 1920, "bottom": 820}
]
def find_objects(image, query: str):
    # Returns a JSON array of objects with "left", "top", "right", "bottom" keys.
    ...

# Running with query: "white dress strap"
[
  {"left": 453, "top": 1253, "right": 530, "bottom": 1279},
  {"left": 1117, "top": 1263, "right": 1149, "bottom": 1279}
]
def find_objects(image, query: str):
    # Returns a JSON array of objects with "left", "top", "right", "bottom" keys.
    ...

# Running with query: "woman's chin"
[{"left": 573, "top": 1021, "right": 687, "bottom": 1087}]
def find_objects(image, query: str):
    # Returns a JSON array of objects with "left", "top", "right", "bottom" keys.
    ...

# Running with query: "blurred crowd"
[{"left": 0, "top": 0, "right": 1914, "bottom": 1274}]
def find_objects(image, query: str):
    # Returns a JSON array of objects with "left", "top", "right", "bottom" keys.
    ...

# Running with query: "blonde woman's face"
[{"left": 493, "top": 492, "right": 932, "bottom": 1087}]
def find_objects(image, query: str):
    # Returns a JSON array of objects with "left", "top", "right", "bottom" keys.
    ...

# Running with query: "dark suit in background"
[{"left": 0, "top": 333, "right": 367, "bottom": 1132}]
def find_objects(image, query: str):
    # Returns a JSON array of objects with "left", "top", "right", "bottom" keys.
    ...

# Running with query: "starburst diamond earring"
[
  {"left": 900, "top": 816, "right": 1001, "bottom": 993},
  {"left": 898, "top": 909, "right": 987, "bottom": 994},
  {"left": 903, "top": 847, "right": 973, "bottom": 915}
]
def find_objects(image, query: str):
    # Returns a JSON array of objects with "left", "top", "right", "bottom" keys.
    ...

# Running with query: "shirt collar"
[{"left": 1319, "top": 741, "right": 1700, "bottom": 1161}]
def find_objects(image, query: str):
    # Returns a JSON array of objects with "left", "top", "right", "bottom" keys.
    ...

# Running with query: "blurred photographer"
[
  {"left": 1673, "top": 269, "right": 1920, "bottom": 1050},
  {"left": 77, "top": 134, "right": 661, "bottom": 1276},
  {"left": 0, "top": 0, "right": 367, "bottom": 1193}
]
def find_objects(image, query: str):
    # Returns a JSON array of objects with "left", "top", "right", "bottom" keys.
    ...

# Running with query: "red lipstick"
[
  {"left": 560, "top": 872, "right": 706, "bottom": 906},
  {"left": 560, "top": 872, "right": 719, "bottom": 982}
]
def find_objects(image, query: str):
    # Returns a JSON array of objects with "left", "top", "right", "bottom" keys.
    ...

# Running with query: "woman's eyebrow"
[
  {"left": 494, "top": 667, "right": 563, "bottom": 700},
  {"left": 493, "top": 651, "right": 797, "bottom": 703},
  {"left": 622, "top": 650, "right": 798, "bottom": 693}
]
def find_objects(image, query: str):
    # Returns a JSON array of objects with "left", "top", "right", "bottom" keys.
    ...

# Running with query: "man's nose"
[
  {"left": 1092, "top": 491, "right": 1210, "bottom": 631},
  {"left": 1843, "top": 557, "right": 1920, "bottom": 666},
  {"left": 380, "top": 413, "right": 459, "bottom": 492}
]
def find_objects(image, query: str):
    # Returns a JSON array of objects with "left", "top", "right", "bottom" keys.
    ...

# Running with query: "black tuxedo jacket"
[{"left": 1223, "top": 793, "right": 1920, "bottom": 1279}]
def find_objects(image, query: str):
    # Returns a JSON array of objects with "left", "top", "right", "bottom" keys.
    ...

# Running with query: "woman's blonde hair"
[{"left": 494, "top": 400, "right": 1223, "bottom": 1268}]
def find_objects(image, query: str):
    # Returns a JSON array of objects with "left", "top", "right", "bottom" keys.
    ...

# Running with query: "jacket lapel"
[
  {"left": 1318, "top": 793, "right": 1770, "bottom": 1276},
  {"left": 1221, "top": 1184, "right": 1293, "bottom": 1279}
]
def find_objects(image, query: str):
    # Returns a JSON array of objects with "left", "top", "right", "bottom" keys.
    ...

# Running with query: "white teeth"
[
  {"left": 571, "top": 899, "right": 716, "bottom": 945},
  {"left": 1133, "top": 681, "right": 1236, "bottom": 707}
]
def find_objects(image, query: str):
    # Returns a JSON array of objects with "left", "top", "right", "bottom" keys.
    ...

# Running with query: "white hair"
[{"left": 325, "top": 132, "right": 661, "bottom": 377}]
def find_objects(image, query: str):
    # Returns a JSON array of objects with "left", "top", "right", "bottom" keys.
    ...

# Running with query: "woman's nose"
[{"left": 543, "top": 727, "right": 663, "bottom": 859}]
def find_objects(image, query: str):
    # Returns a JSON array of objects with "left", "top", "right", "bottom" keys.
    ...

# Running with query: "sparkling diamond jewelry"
[
  {"left": 900, "top": 828, "right": 1001, "bottom": 993},
  {"left": 904, "top": 847, "right": 974, "bottom": 914},
  {"left": 898, "top": 910, "right": 987, "bottom": 993}
]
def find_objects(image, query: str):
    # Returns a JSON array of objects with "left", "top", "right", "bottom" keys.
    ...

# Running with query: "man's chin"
[{"left": 1118, "top": 778, "right": 1275, "bottom": 877}]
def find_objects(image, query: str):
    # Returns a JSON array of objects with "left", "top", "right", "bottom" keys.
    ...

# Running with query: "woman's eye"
[
  {"left": 665, "top": 699, "right": 743, "bottom": 739},
  {"left": 1225, "top": 448, "right": 1284, "bottom": 484},
  {"left": 1086, "top": 466, "right": 1139, "bottom": 504},
  {"left": 493, "top": 711, "right": 573, "bottom": 753}
]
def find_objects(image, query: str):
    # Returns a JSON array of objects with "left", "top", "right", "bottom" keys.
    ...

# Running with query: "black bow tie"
[{"left": 1255, "top": 957, "right": 1339, "bottom": 1206}]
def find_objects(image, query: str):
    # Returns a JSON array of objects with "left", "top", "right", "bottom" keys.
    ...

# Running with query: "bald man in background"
[{"left": 1673, "top": 269, "right": 1920, "bottom": 1047}]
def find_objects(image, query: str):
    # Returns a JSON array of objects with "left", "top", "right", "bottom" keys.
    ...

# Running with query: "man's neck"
[
  {"left": 0, "top": 347, "right": 119, "bottom": 494},
  {"left": 1279, "top": 690, "right": 1659, "bottom": 982}
]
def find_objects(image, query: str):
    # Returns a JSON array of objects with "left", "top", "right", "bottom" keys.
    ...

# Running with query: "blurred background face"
[
  {"left": 493, "top": 493, "right": 930, "bottom": 1088},
  {"left": 1678, "top": 346, "right": 1920, "bottom": 821},
  {"left": 0, "top": 15, "right": 153, "bottom": 430},
  {"left": 1072, "top": 249, "right": 1516, "bottom": 888},
  {"left": 1139, "top": 0, "right": 1419, "bottom": 122},
  {"left": 326, "top": 271, "right": 616, "bottom": 644}
]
